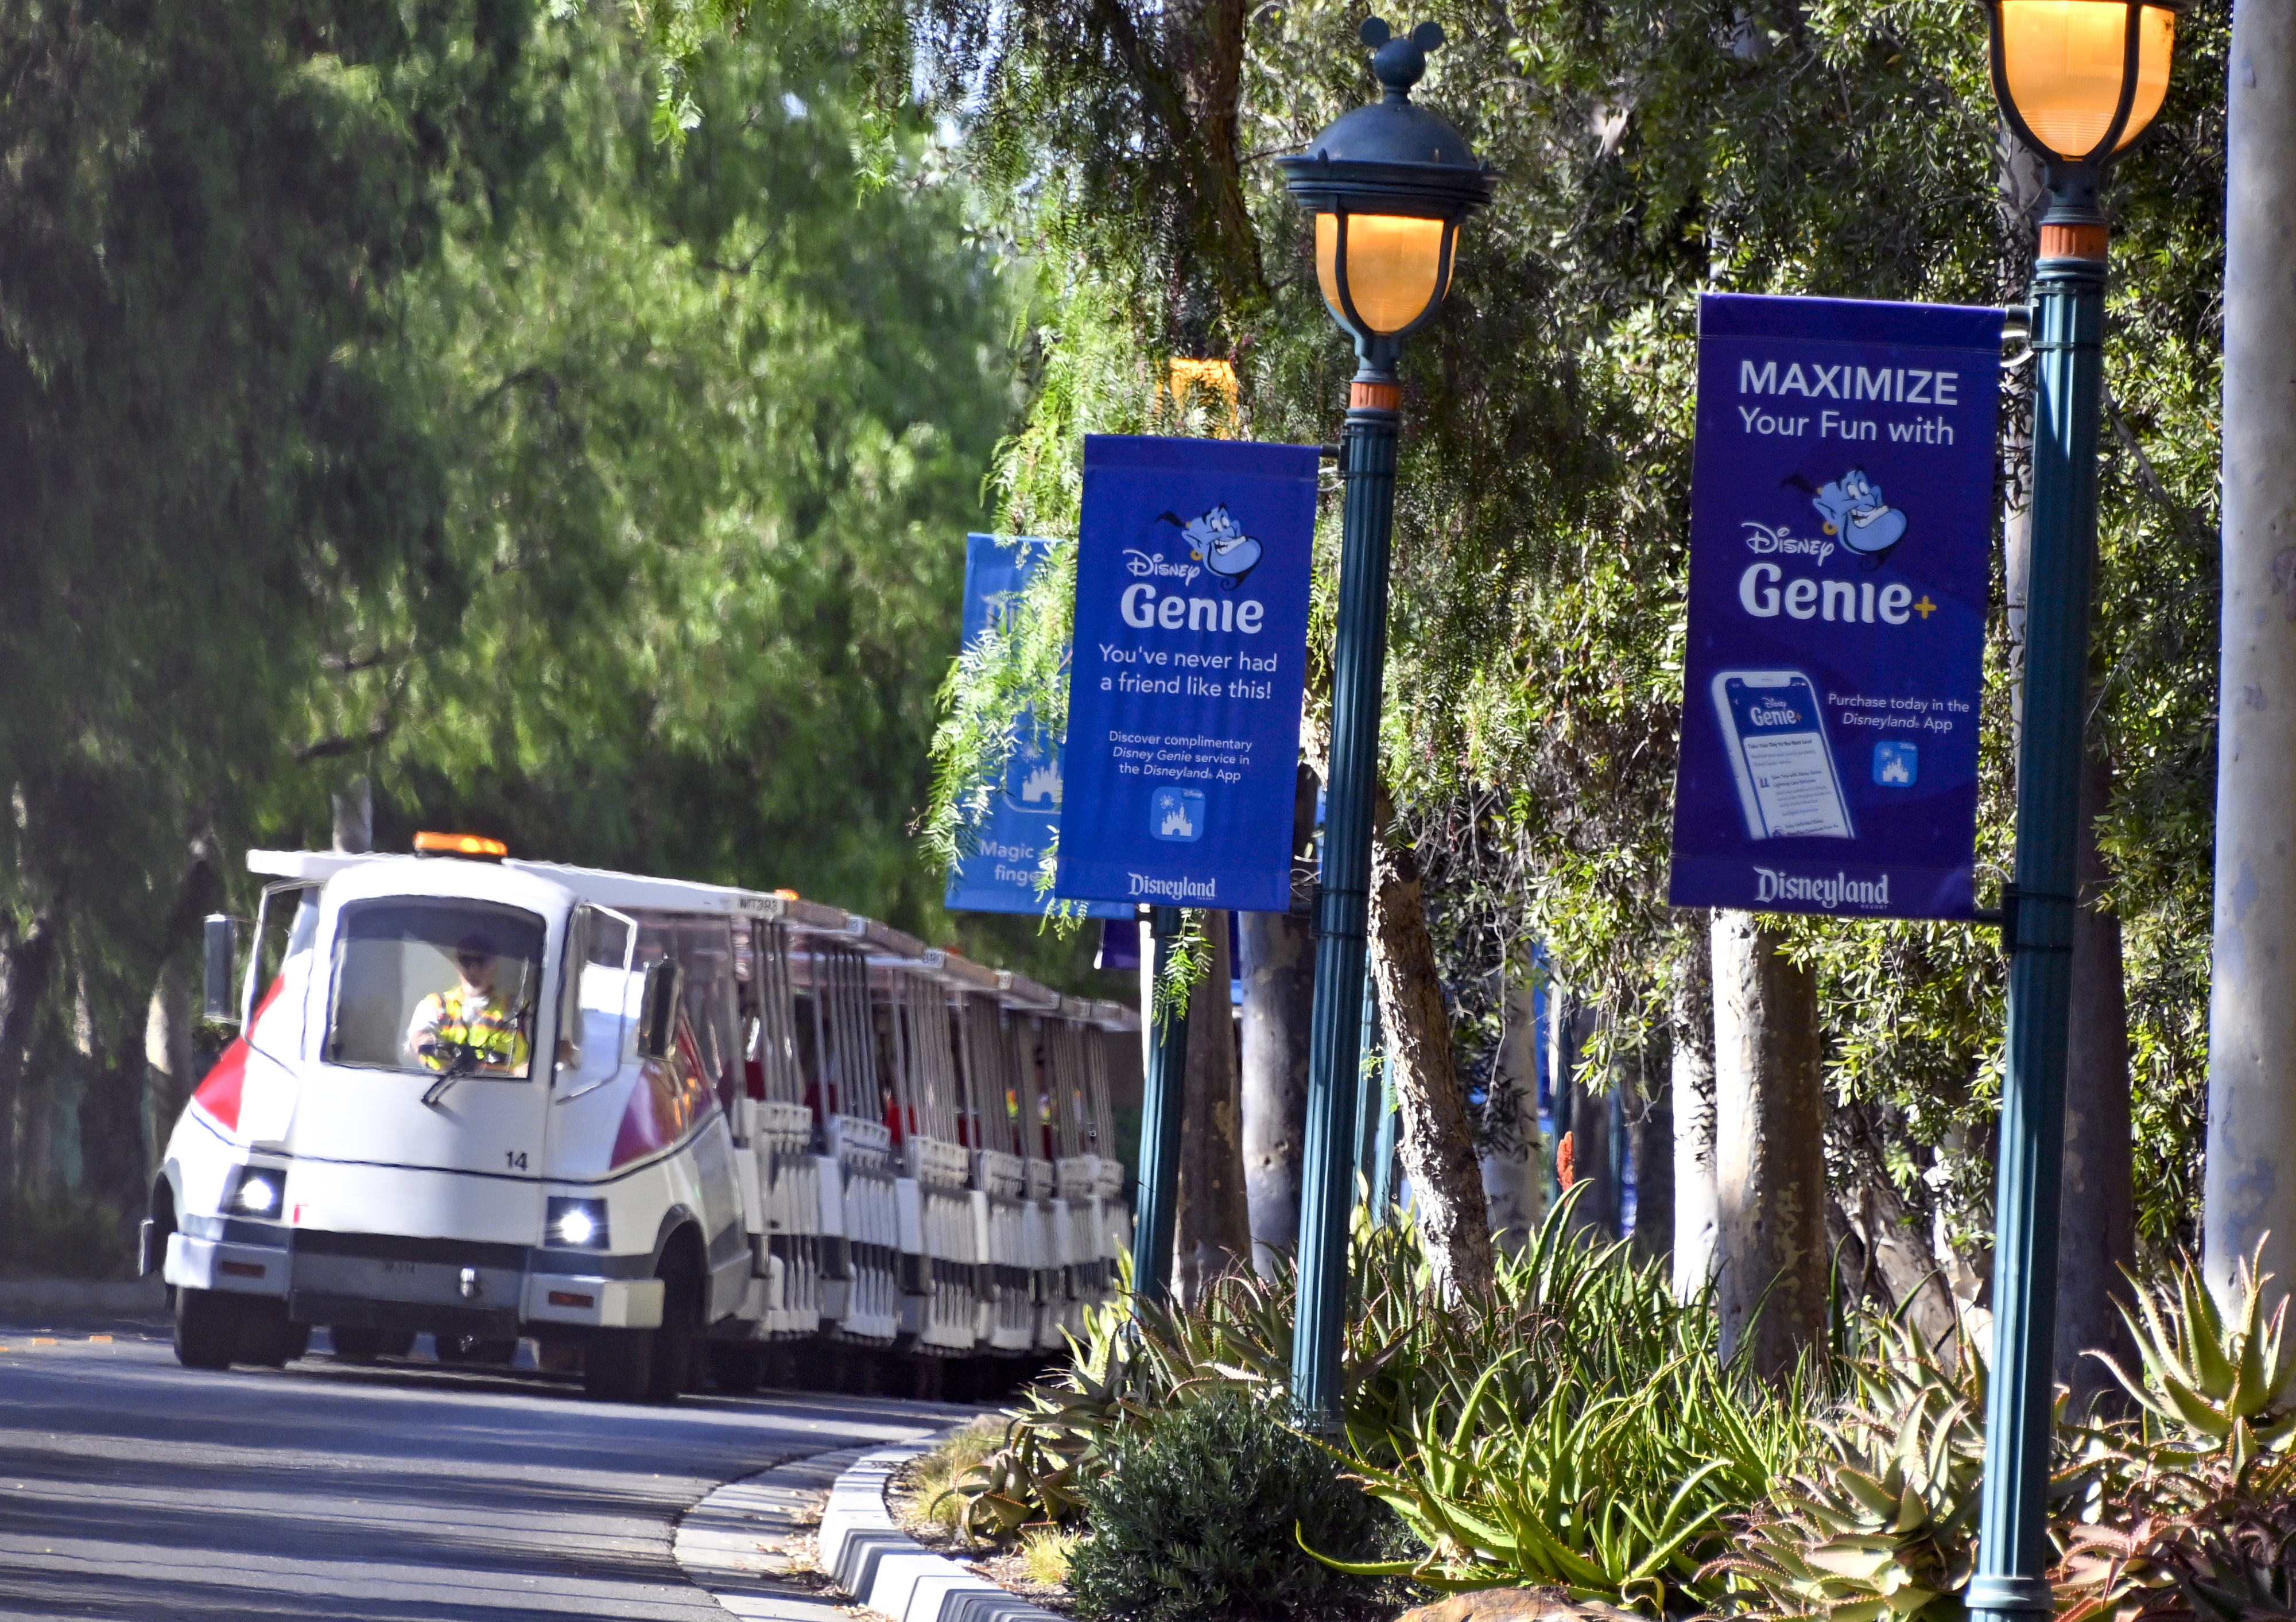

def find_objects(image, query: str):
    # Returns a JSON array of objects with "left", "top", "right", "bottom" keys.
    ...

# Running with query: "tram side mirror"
[
  {"left": 636, "top": 959, "right": 682, "bottom": 1061},
  {"left": 202, "top": 915, "right": 242, "bottom": 1025}
]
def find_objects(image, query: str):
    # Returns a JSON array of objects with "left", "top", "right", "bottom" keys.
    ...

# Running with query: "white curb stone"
[
  {"left": 819, "top": 1444, "right": 1066, "bottom": 1622},
  {"left": 677, "top": 1438, "right": 1066, "bottom": 1622},
  {"left": 677, "top": 1444, "right": 878, "bottom": 1620}
]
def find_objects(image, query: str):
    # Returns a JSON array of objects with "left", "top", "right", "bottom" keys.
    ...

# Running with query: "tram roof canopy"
[{"left": 242, "top": 848, "right": 1136, "bottom": 1031}]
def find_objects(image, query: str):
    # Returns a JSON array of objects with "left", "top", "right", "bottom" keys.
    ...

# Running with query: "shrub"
[
  {"left": 1019, "top": 1525, "right": 1081, "bottom": 1587},
  {"left": 1067, "top": 1391, "right": 1407, "bottom": 1622},
  {"left": 903, "top": 1419, "right": 1007, "bottom": 1537}
]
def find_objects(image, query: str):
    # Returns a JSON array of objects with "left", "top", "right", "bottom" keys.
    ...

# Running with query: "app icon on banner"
[
  {"left": 1873, "top": 742, "right": 1918, "bottom": 787},
  {"left": 1150, "top": 787, "right": 1207, "bottom": 842}
]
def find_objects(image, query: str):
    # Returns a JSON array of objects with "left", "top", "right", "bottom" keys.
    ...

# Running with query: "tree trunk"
[
  {"left": 1671, "top": 940, "right": 1720, "bottom": 1297},
  {"left": 1832, "top": 1101, "right": 1964, "bottom": 1354},
  {"left": 1297, "top": 717, "right": 1493, "bottom": 1301},
  {"left": 1712, "top": 911, "right": 1828, "bottom": 1378},
  {"left": 1368, "top": 816, "right": 1496, "bottom": 1302},
  {"left": 0, "top": 913, "right": 61, "bottom": 1212},
  {"left": 1176, "top": 910, "right": 1249, "bottom": 1303},
  {"left": 1480, "top": 968, "right": 1546, "bottom": 1254},
  {"left": 1630, "top": 1031, "right": 1674, "bottom": 1266},
  {"left": 2206, "top": 0, "right": 2296, "bottom": 1313},
  {"left": 1568, "top": 1057, "right": 1619, "bottom": 1240},
  {"left": 1239, "top": 766, "right": 1318, "bottom": 1277},
  {"left": 144, "top": 960, "right": 195, "bottom": 1177},
  {"left": 2058, "top": 743, "right": 2134, "bottom": 1407},
  {"left": 332, "top": 775, "right": 373, "bottom": 854},
  {"left": 139, "top": 839, "right": 223, "bottom": 1201},
  {"left": 1239, "top": 909, "right": 1312, "bottom": 1277}
]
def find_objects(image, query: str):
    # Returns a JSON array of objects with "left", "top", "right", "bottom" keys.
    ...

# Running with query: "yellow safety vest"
[{"left": 412, "top": 987, "right": 532, "bottom": 1075}]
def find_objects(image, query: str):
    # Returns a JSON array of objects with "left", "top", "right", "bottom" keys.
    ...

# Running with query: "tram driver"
[{"left": 407, "top": 932, "right": 534, "bottom": 1075}]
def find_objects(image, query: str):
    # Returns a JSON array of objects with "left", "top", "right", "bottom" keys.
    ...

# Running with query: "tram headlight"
[
  {"left": 226, "top": 1166, "right": 282, "bottom": 1217},
  {"left": 546, "top": 1197, "right": 609, "bottom": 1251}
]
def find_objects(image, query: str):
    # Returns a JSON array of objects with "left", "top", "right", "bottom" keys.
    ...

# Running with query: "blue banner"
[
  {"left": 1055, "top": 436, "right": 1319, "bottom": 913},
  {"left": 944, "top": 534, "right": 1127, "bottom": 919},
  {"left": 1668, "top": 294, "right": 2003, "bottom": 919}
]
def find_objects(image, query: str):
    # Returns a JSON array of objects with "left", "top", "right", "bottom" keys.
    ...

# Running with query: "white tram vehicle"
[{"left": 145, "top": 835, "right": 1135, "bottom": 1402}]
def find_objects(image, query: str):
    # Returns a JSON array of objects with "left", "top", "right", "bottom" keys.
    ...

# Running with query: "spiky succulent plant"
[
  {"left": 1708, "top": 1325, "right": 1985, "bottom": 1622},
  {"left": 2094, "top": 1247, "right": 2296, "bottom": 1472}
]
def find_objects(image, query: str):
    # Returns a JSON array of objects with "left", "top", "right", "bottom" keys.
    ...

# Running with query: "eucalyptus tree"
[{"left": 300, "top": 11, "right": 1036, "bottom": 952}]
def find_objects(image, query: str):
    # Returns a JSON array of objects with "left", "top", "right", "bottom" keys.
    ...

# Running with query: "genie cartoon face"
[
  {"left": 1158, "top": 505, "right": 1262, "bottom": 589},
  {"left": 1809, "top": 468, "right": 1908, "bottom": 562}
]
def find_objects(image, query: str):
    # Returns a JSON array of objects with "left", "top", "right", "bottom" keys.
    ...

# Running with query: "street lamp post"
[
  {"left": 1973, "top": 5, "right": 2177, "bottom": 1617},
  {"left": 1276, "top": 18, "right": 1489, "bottom": 1428},
  {"left": 1128, "top": 905, "right": 1189, "bottom": 1303}
]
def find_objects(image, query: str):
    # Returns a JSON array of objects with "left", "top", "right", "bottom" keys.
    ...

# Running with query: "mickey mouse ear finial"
[{"left": 1363, "top": 17, "right": 1444, "bottom": 98}]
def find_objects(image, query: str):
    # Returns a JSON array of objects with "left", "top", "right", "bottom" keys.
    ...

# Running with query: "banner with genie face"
[
  {"left": 1056, "top": 436, "right": 1318, "bottom": 913},
  {"left": 1667, "top": 293, "right": 2003, "bottom": 920}
]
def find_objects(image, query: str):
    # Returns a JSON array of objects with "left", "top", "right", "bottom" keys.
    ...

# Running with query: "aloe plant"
[
  {"left": 2095, "top": 1247, "right": 2296, "bottom": 1471},
  {"left": 1318, "top": 1355, "right": 1759, "bottom": 1615},
  {"left": 1708, "top": 1324, "right": 1985, "bottom": 1622},
  {"left": 2055, "top": 1455, "right": 2296, "bottom": 1622}
]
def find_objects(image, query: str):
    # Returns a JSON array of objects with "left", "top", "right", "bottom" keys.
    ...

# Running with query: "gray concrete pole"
[{"left": 2205, "top": 0, "right": 2296, "bottom": 1310}]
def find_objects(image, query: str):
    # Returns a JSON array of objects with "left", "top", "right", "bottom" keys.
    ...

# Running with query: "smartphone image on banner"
[{"left": 1711, "top": 670, "right": 1856, "bottom": 841}]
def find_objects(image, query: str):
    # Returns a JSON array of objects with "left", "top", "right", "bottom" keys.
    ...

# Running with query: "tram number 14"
[{"left": 506, "top": 1151, "right": 529, "bottom": 1171}]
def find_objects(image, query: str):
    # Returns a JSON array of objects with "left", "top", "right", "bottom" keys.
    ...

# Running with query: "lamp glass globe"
[
  {"left": 1999, "top": 0, "right": 2175, "bottom": 158},
  {"left": 1315, "top": 213, "right": 1451, "bottom": 336}
]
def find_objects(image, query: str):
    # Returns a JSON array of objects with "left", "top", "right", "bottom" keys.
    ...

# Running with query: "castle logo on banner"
[
  {"left": 1055, "top": 436, "right": 1318, "bottom": 914},
  {"left": 1667, "top": 294, "right": 2002, "bottom": 920}
]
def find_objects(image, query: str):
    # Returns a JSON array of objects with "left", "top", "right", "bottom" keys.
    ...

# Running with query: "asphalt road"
[{"left": 0, "top": 1321, "right": 963, "bottom": 1621}]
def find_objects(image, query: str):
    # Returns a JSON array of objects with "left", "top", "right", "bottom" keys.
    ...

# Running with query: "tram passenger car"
[{"left": 147, "top": 839, "right": 1136, "bottom": 1400}]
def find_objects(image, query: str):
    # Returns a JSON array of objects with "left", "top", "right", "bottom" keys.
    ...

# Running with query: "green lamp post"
[
  {"left": 1127, "top": 905, "right": 1188, "bottom": 1303},
  {"left": 1972, "top": 3, "right": 2177, "bottom": 1616},
  {"left": 1276, "top": 17, "right": 1490, "bottom": 1427}
]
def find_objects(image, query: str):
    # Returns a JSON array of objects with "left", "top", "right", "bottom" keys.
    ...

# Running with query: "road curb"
[
  {"left": 0, "top": 1277, "right": 165, "bottom": 1324},
  {"left": 821, "top": 1443, "right": 1064, "bottom": 1622},
  {"left": 679, "top": 1435, "right": 1063, "bottom": 1622}
]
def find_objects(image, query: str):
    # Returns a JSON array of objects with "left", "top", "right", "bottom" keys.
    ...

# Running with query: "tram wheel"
[
  {"left": 242, "top": 1303, "right": 309, "bottom": 1368},
  {"left": 583, "top": 1329, "right": 654, "bottom": 1403},
  {"left": 173, "top": 1287, "right": 239, "bottom": 1370}
]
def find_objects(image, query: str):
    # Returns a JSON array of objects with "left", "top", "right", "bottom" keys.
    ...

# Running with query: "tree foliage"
[
  {"left": 743, "top": 0, "right": 2235, "bottom": 1271},
  {"left": 0, "top": 1, "right": 1066, "bottom": 1263}
]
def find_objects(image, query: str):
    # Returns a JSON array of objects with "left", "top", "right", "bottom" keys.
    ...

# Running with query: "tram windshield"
[{"left": 323, "top": 899, "right": 546, "bottom": 1079}]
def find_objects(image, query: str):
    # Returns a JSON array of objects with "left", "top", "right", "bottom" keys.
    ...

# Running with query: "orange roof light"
[
  {"left": 414, "top": 831, "right": 509, "bottom": 860},
  {"left": 774, "top": 888, "right": 800, "bottom": 900}
]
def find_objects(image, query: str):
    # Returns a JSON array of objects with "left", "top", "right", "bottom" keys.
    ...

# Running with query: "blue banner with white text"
[
  {"left": 1055, "top": 436, "right": 1318, "bottom": 913},
  {"left": 944, "top": 533, "right": 1127, "bottom": 919},
  {"left": 1667, "top": 293, "right": 2003, "bottom": 919}
]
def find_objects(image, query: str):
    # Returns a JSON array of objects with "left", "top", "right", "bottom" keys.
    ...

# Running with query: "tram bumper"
[
  {"left": 164, "top": 1231, "right": 291, "bottom": 1297},
  {"left": 519, "top": 1272, "right": 664, "bottom": 1329}
]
